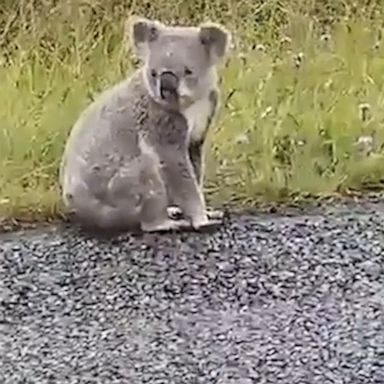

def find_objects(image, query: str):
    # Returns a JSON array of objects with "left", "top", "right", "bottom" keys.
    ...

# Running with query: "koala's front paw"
[
  {"left": 168, "top": 206, "right": 225, "bottom": 221},
  {"left": 191, "top": 214, "right": 223, "bottom": 232},
  {"left": 141, "top": 218, "right": 191, "bottom": 233},
  {"left": 194, "top": 219, "right": 223, "bottom": 232},
  {"left": 206, "top": 209, "right": 224, "bottom": 221},
  {"left": 167, "top": 206, "right": 183, "bottom": 220}
]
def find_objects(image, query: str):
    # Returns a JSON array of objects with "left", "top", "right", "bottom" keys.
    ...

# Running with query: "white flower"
[
  {"left": 255, "top": 44, "right": 266, "bottom": 52},
  {"left": 280, "top": 36, "right": 292, "bottom": 44},
  {"left": 293, "top": 52, "right": 304, "bottom": 68},
  {"left": 261, "top": 106, "right": 273, "bottom": 119},
  {"left": 320, "top": 33, "right": 331, "bottom": 42},
  {"left": 355, "top": 135, "right": 373, "bottom": 153},
  {"left": 235, "top": 133, "right": 250, "bottom": 145}
]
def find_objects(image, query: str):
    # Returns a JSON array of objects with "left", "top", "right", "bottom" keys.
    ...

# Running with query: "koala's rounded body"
[{"left": 59, "top": 17, "right": 230, "bottom": 232}]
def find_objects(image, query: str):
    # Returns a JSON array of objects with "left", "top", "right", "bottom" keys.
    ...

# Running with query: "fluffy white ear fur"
[
  {"left": 198, "top": 22, "right": 232, "bottom": 64},
  {"left": 125, "top": 16, "right": 164, "bottom": 60}
]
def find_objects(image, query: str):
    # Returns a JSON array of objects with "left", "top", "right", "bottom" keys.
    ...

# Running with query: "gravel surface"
[{"left": 1, "top": 204, "right": 384, "bottom": 383}]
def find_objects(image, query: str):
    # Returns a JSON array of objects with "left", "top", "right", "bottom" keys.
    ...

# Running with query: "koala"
[{"left": 59, "top": 16, "right": 231, "bottom": 233}]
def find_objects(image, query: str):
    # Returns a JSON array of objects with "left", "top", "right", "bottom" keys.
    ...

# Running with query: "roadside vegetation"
[{"left": 1, "top": 0, "right": 384, "bottom": 223}]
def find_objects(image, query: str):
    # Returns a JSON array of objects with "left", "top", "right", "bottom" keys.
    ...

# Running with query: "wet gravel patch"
[{"left": 1, "top": 207, "right": 384, "bottom": 383}]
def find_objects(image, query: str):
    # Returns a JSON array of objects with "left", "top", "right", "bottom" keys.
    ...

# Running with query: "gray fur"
[{"left": 59, "top": 17, "right": 230, "bottom": 232}]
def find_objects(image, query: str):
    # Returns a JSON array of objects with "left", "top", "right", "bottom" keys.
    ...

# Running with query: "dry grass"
[{"left": 1, "top": 0, "right": 384, "bottom": 222}]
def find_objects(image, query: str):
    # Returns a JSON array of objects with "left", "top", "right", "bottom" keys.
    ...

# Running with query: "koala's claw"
[
  {"left": 206, "top": 209, "right": 224, "bottom": 220},
  {"left": 167, "top": 206, "right": 225, "bottom": 221},
  {"left": 141, "top": 218, "right": 191, "bottom": 233},
  {"left": 167, "top": 206, "right": 184, "bottom": 220},
  {"left": 193, "top": 218, "right": 223, "bottom": 232}
]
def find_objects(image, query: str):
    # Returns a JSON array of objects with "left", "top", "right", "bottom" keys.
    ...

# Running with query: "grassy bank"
[{"left": 1, "top": 0, "right": 384, "bottom": 223}]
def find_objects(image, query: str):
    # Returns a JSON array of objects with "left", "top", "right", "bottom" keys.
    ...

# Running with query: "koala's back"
[
  {"left": 61, "top": 69, "right": 169, "bottom": 185},
  {"left": 61, "top": 70, "right": 146, "bottom": 172}
]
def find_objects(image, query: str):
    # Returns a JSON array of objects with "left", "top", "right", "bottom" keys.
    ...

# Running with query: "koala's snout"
[{"left": 159, "top": 71, "right": 179, "bottom": 101}]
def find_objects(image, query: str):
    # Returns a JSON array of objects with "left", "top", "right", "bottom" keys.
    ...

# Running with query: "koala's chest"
[{"left": 181, "top": 97, "right": 213, "bottom": 143}]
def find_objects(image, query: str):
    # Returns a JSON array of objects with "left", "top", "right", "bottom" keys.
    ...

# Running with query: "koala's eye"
[
  {"left": 184, "top": 67, "right": 193, "bottom": 76},
  {"left": 150, "top": 69, "right": 157, "bottom": 78}
]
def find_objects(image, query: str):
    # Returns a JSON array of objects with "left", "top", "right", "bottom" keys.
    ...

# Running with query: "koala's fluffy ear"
[
  {"left": 198, "top": 23, "right": 231, "bottom": 64},
  {"left": 126, "top": 16, "right": 164, "bottom": 59}
]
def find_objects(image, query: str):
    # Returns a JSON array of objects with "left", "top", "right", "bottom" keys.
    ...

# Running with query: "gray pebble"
[{"left": 1, "top": 208, "right": 384, "bottom": 383}]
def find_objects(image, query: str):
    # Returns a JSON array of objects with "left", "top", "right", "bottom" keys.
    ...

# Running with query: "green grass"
[{"left": 1, "top": 1, "right": 384, "bottom": 223}]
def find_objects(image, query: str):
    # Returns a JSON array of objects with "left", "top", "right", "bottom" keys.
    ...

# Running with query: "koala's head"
[{"left": 127, "top": 16, "right": 231, "bottom": 109}]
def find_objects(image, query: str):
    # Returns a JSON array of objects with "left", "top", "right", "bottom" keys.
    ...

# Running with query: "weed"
[{"left": 1, "top": 1, "right": 384, "bottom": 222}]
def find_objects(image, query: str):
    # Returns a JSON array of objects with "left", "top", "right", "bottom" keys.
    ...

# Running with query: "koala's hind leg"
[
  {"left": 63, "top": 180, "right": 141, "bottom": 232},
  {"left": 62, "top": 158, "right": 148, "bottom": 231}
]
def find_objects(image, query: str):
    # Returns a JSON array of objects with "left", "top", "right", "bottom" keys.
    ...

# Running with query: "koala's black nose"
[{"left": 159, "top": 71, "right": 179, "bottom": 100}]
